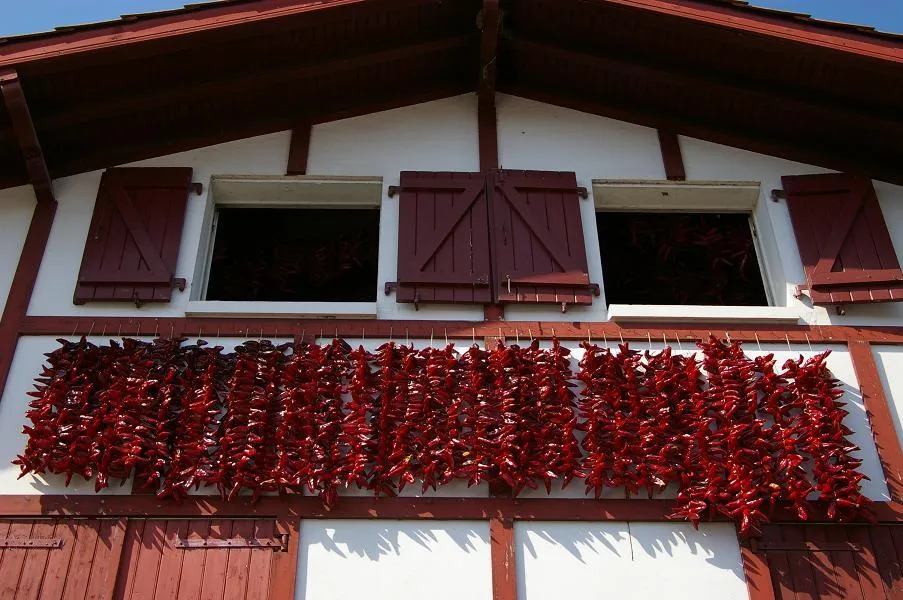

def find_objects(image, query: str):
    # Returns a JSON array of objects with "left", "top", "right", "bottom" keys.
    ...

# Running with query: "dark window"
[
  {"left": 206, "top": 207, "right": 380, "bottom": 302},
  {"left": 596, "top": 212, "right": 768, "bottom": 306}
]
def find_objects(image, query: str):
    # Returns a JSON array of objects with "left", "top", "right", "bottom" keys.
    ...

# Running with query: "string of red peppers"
[{"left": 15, "top": 335, "right": 870, "bottom": 533}]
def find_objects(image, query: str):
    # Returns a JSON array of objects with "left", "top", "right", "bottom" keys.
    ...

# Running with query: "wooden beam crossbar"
[
  {"left": 18, "top": 315, "right": 903, "bottom": 345},
  {"left": 0, "top": 69, "right": 54, "bottom": 205}
]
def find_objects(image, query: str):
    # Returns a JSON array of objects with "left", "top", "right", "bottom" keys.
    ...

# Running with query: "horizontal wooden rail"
[
  {"left": 1, "top": 495, "right": 901, "bottom": 522},
  {"left": 16, "top": 315, "right": 903, "bottom": 345}
]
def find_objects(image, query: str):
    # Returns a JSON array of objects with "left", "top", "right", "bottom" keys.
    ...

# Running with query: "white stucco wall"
[
  {"left": 872, "top": 346, "right": 903, "bottom": 457},
  {"left": 0, "top": 185, "right": 36, "bottom": 318},
  {"left": 517, "top": 521, "right": 747, "bottom": 600},
  {"left": 297, "top": 520, "right": 492, "bottom": 600}
]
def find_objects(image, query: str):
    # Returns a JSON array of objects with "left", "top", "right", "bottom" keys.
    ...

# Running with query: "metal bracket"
[
  {"left": 384, "top": 281, "right": 398, "bottom": 295},
  {"left": 190, "top": 182, "right": 204, "bottom": 195},
  {"left": 174, "top": 536, "right": 288, "bottom": 551},
  {"left": 770, "top": 188, "right": 786, "bottom": 202},
  {"left": 172, "top": 277, "right": 187, "bottom": 292},
  {"left": 387, "top": 185, "right": 402, "bottom": 197},
  {"left": 0, "top": 538, "right": 64, "bottom": 548}
]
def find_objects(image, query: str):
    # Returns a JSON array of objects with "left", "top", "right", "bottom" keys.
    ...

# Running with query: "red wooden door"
[
  {"left": 114, "top": 518, "right": 291, "bottom": 600},
  {"left": 0, "top": 518, "right": 126, "bottom": 599},
  {"left": 760, "top": 524, "right": 903, "bottom": 599}
]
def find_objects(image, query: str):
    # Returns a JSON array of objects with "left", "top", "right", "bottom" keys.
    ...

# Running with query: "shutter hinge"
[
  {"left": 0, "top": 538, "right": 64, "bottom": 548},
  {"left": 384, "top": 282, "right": 398, "bottom": 295},
  {"left": 190, "top": 182, "right": 204, "bottom": 195},
  {"left": 770, "top": 189, "right": 786, "bottom": 202},
  {"left": 174, "top": 536, "right": 287, "bottom": 550},
  {"left": 172, "top": 277, "right": 187, "bottom": 292}
]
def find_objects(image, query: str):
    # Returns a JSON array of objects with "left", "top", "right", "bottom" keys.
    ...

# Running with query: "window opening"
[
  {"left": 205, "top": 207, "right": 380, "bottom": 302},
  {"left": 596, "top": 212, "right": 768, "bottom": 306}
]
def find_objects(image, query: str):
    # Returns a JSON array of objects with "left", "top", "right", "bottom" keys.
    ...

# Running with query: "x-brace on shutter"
[
  {"left": 783, "top": 173, "right": 903, "bottom": 305},
  {"left": 75, "top": 167, "right": 194, "bottom": 306},
  {"left": 391, "top": 169, "right": 596, "bottom": 309}
]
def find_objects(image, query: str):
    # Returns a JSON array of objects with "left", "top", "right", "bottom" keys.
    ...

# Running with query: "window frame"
[
  {"left": 592, "top": 180, "right": 798, "bottom": 324},
  {"left": 189, "top": 175, "right": 383, "bottom": 318}
]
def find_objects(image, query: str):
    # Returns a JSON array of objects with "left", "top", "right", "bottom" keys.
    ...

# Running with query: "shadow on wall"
[
  {"left": 307, "top": 522, "right": 485, "bottom": 560},
  {"left": 518, "top": 521, "right": 744, "bottom": 577}
]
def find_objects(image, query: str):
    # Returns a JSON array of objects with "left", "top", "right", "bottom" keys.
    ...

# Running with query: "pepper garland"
[{"left": 15, "top": 336, "right": 870, "bottom": 533}]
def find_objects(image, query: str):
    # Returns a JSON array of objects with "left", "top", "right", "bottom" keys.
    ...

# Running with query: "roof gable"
[{"left": 0, "top": 0, "right": 901, "bottom": 189}]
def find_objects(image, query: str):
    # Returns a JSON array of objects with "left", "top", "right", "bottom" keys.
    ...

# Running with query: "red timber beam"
[
  {"left": 478, "top": 0, "right": 503, "bottom": 322},
  {"left": 657, "top": 130, "right": 686, "bottom": 181},
  {"left": 0, "top": 495, "right": 902, "bottom": 521},
  {"left": 850, "top": 341, "right": 903, "bottom": 501},
  {"left": 286, "top": 122, "right": 312, "bottom": 176},
  {"left": 0, "top": 70, "right": 56, "bottom": 398},
  {"left": 19, "top": 315, "right": 903, "bottom": 345}
]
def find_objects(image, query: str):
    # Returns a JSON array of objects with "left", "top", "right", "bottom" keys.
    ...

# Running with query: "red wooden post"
[
  {"left": 286, "top": 123, "right": 311, "bottom": 175},
  {"left": 657, "top": 130, "right": 686, "bottom": 181},
  {"left": 490, "top": 518, "right": 516, "bottom": 600},
  {"left": 849, "top": 340, "right": 903, "bottom": 501}
]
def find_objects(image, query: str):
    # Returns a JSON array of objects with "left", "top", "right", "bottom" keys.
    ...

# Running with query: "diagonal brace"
[{"left": 0, "top": 69, "right": 54, "bottom": 206}]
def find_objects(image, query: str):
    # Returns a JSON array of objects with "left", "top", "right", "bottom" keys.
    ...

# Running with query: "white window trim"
[
  {"left": 189, "top": 175, "right": 383, "bottom": 317},
  {"left": 593, "top": 179, "right": 798, "bottom": 324}
]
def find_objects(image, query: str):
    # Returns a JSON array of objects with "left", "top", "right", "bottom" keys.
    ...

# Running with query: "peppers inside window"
[{"left": 596, "top": 211, "right": 768, "bottom": 306}]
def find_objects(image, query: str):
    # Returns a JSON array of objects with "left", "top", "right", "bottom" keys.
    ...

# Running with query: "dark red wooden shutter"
[
  {"left": 0, "top": 518, "right": 126, "bottom": 599},
  {"left": 758, "top": 524, "right": 902, "bottom": 599},
  {"left": 783, "top": 173, "right": 903, "bottom": 305},
  {"left": 74, "top": 167, "right": 193, "bottom": 305},
  {"left": 490, "top": 169, "right": 595, "bottom": 307},
  {"left": 394, "top": 171, "right": 492, "bottom": 304},
  {"left": 115, "top": 519, "right": 288, "bottom": 599}
]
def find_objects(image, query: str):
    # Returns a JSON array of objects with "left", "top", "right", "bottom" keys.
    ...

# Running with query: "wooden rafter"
[
  {"left": 37, "top": 36, "right": 472, "bottom": 133},
  {"left": 479, "top": 0, "right": 500, "bottom": 102},
  {"left": 0, "top": 69, "right": 53, "bottom": 205}
]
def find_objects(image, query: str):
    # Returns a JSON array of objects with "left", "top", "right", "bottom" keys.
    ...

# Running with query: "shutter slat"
[
  {"left": 784, "top": 173, "right": 903, "bottom": 305},
  {"left": 74, "top": 167, "right": 192, "bottom": 305},
  {"left": 491, "top": 170, "right": 594, "bottom": 306},
  {"left": 394, "top": 171, "right": 492, "bottom": 304}
]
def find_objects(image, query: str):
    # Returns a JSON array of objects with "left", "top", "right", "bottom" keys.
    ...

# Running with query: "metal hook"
[
  {"left": 602, "top": 331, "right": 608, "bottom": 349},
  {"left": 587, "top": 328, "right": 592, "bottom": 345},
  {"left": 647, "top": 331, "right": 652, "bottom": 351},
  {"left": 216, "top": 327, "right": 220, "bottom": 342},
  {"left": 754, "top": 332, "right": 762, "bottom": 352},
  {"left": 663, "top": 332, "right": 668, "bottom": 348},
  {"left": 674, "top": 332, "right": 682, "bottom": 352},
  {"left": 430, "top": 329, "right": 434, "bottom": 347},
  {"left": 154, "top": 319, "right": 159, "bottom": 338},
  {"left": 72, "top": 321, "right": 78, "bottom": 338},
  {"left": 516, "top": 329, "right": 520, "bottom": 345},
  {"left": 472, "top": 327, "right": 476, "bottom": 344},
  {"left": 444, "top": 328, "right": 449, "bottom": 346},
  {"left": 118, "top": 323, "right": 122, "bottom": 339},
  {"left": 618, "top": 331, "right": 624, "bottom": 346},
  {"left": 389, "top": 327, "right": 393, "bottom": 342},
  {"left": 785, "top": 333, "right": 792, "bottom": 352},
  {"left": 725, "top": 331, "right": 731, "bottom": 344},
  {"left": 88, "top": 320, "right": 95, "bottom": 337},
  {"left": 406, "top": 328, "right": 410, "bottom": 347},
  {"left": 805, "top": 333, "right": 813, "bottom": 354},
  {"left": 528, "top": 328, "right": 533, "bottom": 341},
  {"left": 101, "top": 323, "right": 107, "bottom": 338},
  {"left": 551, "top": 327, "right": 556, "bottom": 339}
]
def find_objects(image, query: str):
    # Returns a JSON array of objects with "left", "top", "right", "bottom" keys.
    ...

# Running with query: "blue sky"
[{"left": 0, "top": 0, "right": 901, "bottom": 37}]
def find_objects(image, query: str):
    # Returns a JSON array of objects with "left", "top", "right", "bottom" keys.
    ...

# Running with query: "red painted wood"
[
  {"left": 805, "top": 526, "right": 843, "bottom": 600},
  {"left": 0, "top": 197, "right": 55, "bottom": 401},
  {"left": 153, "top": 520, "right": 190, "bottom": 599},
  {"left": 490, "top": 518, "right": 515, "bottom": 600},
  {"left": 824, "top": 525, "right": 867, "bottom": 600},
  {"left": 200, "top": 520, "right": 232, "bottom": 600},
  {"left": 782, "top": 525, "right": 819, "bottom": 600},
  {"left": 784, "top": 173, "right": 903, "bottom": 304},
  {"left": 849, "top": 341, "right": 903, "bottom": 502},
  {"left": 286, "top": 123, "right": 311, "bottom": 176},
  {"left": 114, "top": 520, "right": 144, "bottom": 599},
  {"left": 0, "top": 521, "right": 34, "bottom": 597},
  {"left": 11, "top": 520, "right": 51, "bottom": 600},
  {"left": 869, "top": 526, "right": 903, "bottom": 597},
  {"left": 177, "top": 520, "right": 211, "bottom": 600},
  {"left": 85, "top": 518, "right": 126, "bottom": 598},
  {"left": 490, "top": 170, "right": 593, "bottom": 306},
  {"left": 74, "top": 167, "right": 193, "bottom": 305},
  {"left": 223, "top": 519, "right": 254, "bottom": 600},
  {"left": 38, "top": 520, "right": 77, "bottom": 599},
  {"left": 742, "top": 541, "right": 778, "bottom": 600},
  {"left": 849, "top": 525, "right": 887, "bottom": 599},
  {"left": 657, "top": 130, "right": 686, "bottom": 181},
  {"left": 0, "top": 71, "right": 54, "bottom": 206},
  {"left": 268, "top": 517, "right": 299, "bottom": 600},
  {"left": 247, "top": 520, "right": 276, "bottom": 600},
  {"left": 19, "top": 314, "right": 903, "bottom": 345},
  {"left": 395, "top": 172, "right": 493, "bottom": 304}
]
